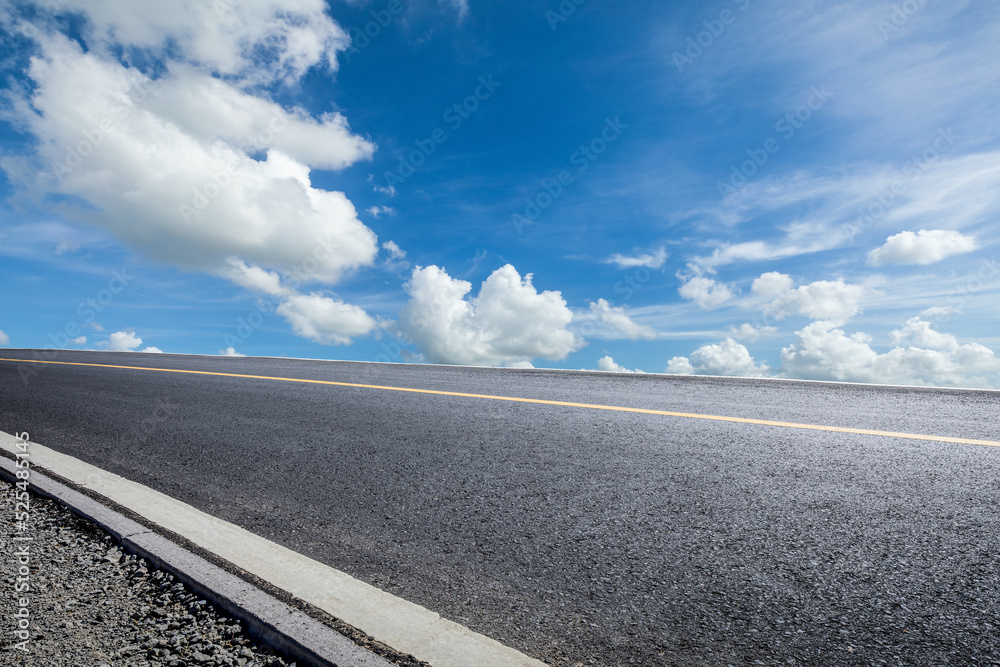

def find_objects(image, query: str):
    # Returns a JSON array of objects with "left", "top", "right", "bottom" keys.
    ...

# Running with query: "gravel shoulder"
[{"left": 1, "top": 478, "right": 302, "bottom": 667}]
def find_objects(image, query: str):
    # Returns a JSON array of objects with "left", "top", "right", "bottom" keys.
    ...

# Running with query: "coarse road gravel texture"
[
  {"left": 0, "top": 478, "right": 300, "bottom": 666},
  {"left": 2, "top": 350, "right": 1000, "bottom": 666}
]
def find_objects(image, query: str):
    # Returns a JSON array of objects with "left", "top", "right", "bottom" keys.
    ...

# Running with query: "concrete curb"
[{"left": 0, "top": 456, "right": 394, "bottom": 667}]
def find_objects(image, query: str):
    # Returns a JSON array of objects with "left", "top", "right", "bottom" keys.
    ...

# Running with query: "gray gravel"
[{"left": 0, "top": 478, "right": 298, "bottom": 667}]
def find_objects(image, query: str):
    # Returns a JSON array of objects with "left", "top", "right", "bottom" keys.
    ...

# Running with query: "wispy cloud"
[{"left": 605, "top": 246, "right": 667, "bottom": 269}]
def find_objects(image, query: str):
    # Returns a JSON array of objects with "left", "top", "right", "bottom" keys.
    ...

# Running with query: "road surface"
[{"left": 2, "top": 350, "right": 999, "bottom": 665}]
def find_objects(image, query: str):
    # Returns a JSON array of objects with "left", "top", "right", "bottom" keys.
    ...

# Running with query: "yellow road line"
[{"left": 3, "top": 357, "right": 999, "bottom": 448}]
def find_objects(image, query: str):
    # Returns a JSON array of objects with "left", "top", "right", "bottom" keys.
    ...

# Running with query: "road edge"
[
  {"left": 0, "top": 453, "right": 395, "bottom": 667},
  {"left": 0, "top": 431, "right": 547, "bottom": 667}
]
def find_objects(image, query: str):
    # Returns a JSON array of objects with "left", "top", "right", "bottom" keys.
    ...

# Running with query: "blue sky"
[{"left": 2, "top": 0, "right": 999, "bottom": 387}]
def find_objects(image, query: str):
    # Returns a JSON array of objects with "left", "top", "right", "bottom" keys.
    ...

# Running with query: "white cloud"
[
  {"left": 694, "top": 151, "right": 1000, "bottom": 271},
  {"left": 220, "top": 346, "right": 246, "bottom": 357},
  {"left": 382, "top": 240, "right": 410, "bottom": 272},
  {"left": 69, "top": 336, "right": 87, "bottom": 345},
  {"left": 14, "top": 37, "right": 377, "bottom": 281},
  {"left": 728, "top": 323, "right": 777, "bottom": 342},
  {"left": 100, "top": 330, "right": 162, "bottom": 353},
  {"left": 868, "top": 229, "right": 979, "bottom": 266},
  {"left": 369, "top": 175, "right": 396, "bottom": 197},
  {"left": 104, "top": 330, "right": 142, "bottom": 351},
  {"left": 399, "top": 264, "right": 584, "bottom": 366},
  {"left": 890, "top": 316, "right": 959, "bottom": 350},
  {"left": 750, "top": 271, "right": 795, "bottom": 299},
  {"left": 367, "top": 205, "right": 396, "bottom": 219},
  {"left": 780, "top": 319, "right": 1000, "bottom": 388},
  {"left": 0, "top": 330, "right": 9, "bottom": 345},
  {"left": 51, "top": 0, "right": 349, "bottom": 83},
  {"left": 920, "top": 305, "right": 959, "bottom": 319},
  {"left": 665, "top": 338, "right": 769, "bottom": 378},
  {"left": 4, "top": 5, "right": 380, "bottom": 346},
  {"left": 597, "top": 355, "right": 642, "bottom": 373},
  {"left": 664, "top": 356, "right": 694, "bottom": 375},
  {"left": 587, "top": 299, "right": 658, "bottom": 340},
  {"left": 696, "top": 238, "right": 834, "bottom": 272},
  {"left": 605, "top": 246, "right": 667, "bottom": 269},
  {"left": 382, "top": 240, "right": 406, "bottom": 259},
  {"left": 678, "top": 273, "right": 735, "bottom": 310},
  {"left": 223, "top": 259, "right": 291, "bottom": 297},
  {"left": 275, "top": 292, "right": 379, "bottom": 346},
  {"left": 752, "top": 272, "right": 865, "bottom": 325}
]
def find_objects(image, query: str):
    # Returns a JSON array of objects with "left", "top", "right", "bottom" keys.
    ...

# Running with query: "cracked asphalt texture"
[{"left": 2, "top": 350, "right": 1000, "bottom": 666}]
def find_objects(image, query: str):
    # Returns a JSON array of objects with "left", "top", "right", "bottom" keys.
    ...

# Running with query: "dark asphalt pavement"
[{"left": 2, "top": 350, "right": 1000, "bottom": 666}]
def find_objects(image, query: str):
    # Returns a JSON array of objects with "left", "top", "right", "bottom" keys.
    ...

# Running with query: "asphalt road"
[{"left": 2, "top": 349, "right": 1000, "bottom": 666}]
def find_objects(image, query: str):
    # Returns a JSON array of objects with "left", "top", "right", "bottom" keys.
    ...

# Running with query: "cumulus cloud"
[
  {"left": 750, "top": 271, "right": 795, "bottom": 299},
  {"left": 0, "top": 330, "right": 9, "bottom": 345},
  {"left": 677, "top": 269, "right": 735, "bottom": 310},
  {"left": 605, "top": 246, "right": 667, "bottom": 269},
  {"left": 220, "top": 258, "right": 379, "bottom": 344},
  {"left": 69, "top": 336, "right": 87, "bottom": 345},
  {"left": 780, "top": 319, "right": 1000, "bottom": 388},
  {"left": 100, "top": 330, "right": 161, "bottom": 353},
  {"left": 664, "top": 356, "right": 694, "bottom": 375},
  {"left": 275, "top": 293, "right": 379, "bottom": 346},
  {"left": 665, "top": 338, "right": 769, "bottom": 377},
  {"left": 890, "top": 316, "right": 961, "bottom": 350},
  {"left": 752, "top": 272, "right": 865, "bottom": 325},
  {"left": 587, "top": 299, "right": 658, "bottom": 340},
  {"left": 399, "top": 264, "right": 584, "bottom": 366},
  {"left": 15, "top": 37, "right": 378, "bottom": 280},
  {"left": 3, "top": 3, "right": 380, "bottom": 345},
  {"left": 219, "top": 346, "right": 246, "bottom": 357},
  {"left": 596, "top": 355, "right": 643, "bottom": 373},
  {"left": 868, "top": 229, "right": 979, "bottom": 266}
]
